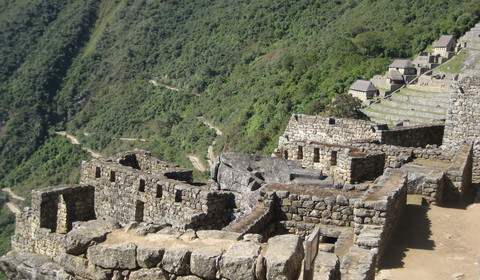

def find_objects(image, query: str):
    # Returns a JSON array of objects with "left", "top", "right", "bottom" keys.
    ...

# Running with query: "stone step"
[
  {"left": 340, "top": 247, "right": 376, "bottom": 280},
  {"left": 381, "top": 99, "right": 447, "bottom": 114},
  {"left": 369, "top": 103, "right": 446, "bottom": 120},
  {"left": 399, "top": 88, "right": 451, "bottom": 99},
  {"left": 362, "top": 108, "right": 437, "bottom": 126},
  {"left": 367, "top": 116, "right": 395, "bottom": 126},
  {"left": 390, "top": 93, "right": 450, "bottom": 107}
]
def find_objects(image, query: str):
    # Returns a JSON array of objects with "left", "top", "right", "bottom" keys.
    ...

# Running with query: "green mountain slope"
[
  {"left": 1, "top": 0, "right": 479, "bottom": 190},
  {"left": 0, "top": 2, "right": 479, "bottom": 262}
]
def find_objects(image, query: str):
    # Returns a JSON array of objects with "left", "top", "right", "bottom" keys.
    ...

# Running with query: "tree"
[{"left": 323, "top": 93, "right": 369, "bottom": 120}]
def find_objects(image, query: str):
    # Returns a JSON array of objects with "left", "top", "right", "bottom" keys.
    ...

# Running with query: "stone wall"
[
  {"left": 353, "top": 169, "right": 407, "bottom": 267},
  {"left": 354, "top": 143, "right": 449, "bottom": 169},
  {"left": 117, "top": 150, "right": 193, "bottom": 183},
  {"left": 81, "top": 159, "right": 233, "bottom": 230},
  {"left": 443, "top": 85, "right": 480, "bottom": 180},
  {"left": 444, "top": 142, "right": 473, "bottom": 202},
  {"left": 262, "top": 184, "right": 364, "bottom": 236},
  {"left": 278, "top": 114, "right": 444, "bottom": 150},
  {"left": 379, "top": 125, "right": 444, "bottom": 148},
  {"left": 12, "top": 209, "right": 67, "bottom": 261},
  {"left": 12, "top": 185, "right": 96, "bottom": 261},
  {"left": 7, "top": 225, "right": 305, "bottom": 280},
  {"left": 278, "top": 115, "right": 383, "bottom": 147},
  {"left": 280, "top": 141, "right": 385, "bottom": 183}
]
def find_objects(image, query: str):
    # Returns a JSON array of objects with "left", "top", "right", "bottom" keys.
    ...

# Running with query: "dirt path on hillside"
[
  {"left": 187, "top": 155, "right": 207, "bottom": 172},
  {"left": 5, "top": 203, "right": 20, "bottom": 214},
  {"left": 55, "top": 131, "right": 102, "bottom": 158},
  {"left": 376, "top": 202, "right": 480, "bottom": 280},
  {"left": 148, "top": 80, "right": 181, "bottom": 92},
  {"left": 2, "top": 188, "right": 25, "bottom": 201},
  {"left": 118, "top": 137, "right": 146, "bottom": 142},
  {"left": 2, "top": 188, "right": 25, "bottom": 214},
  {"left": 187, "top": 117, "right": 223, "bottom": 171}
]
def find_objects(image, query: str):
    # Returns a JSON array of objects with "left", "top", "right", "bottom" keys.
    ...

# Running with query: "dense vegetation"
[{"left": 0, "top": 0, "right": 479, "bottom": 269}]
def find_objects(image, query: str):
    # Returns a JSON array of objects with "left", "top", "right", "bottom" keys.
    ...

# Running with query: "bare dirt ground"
[
  {"left": 188, "top": 117, "right": 223, "bottom": 171},
  {"left": 2, "top": 188, "right": 25, "bottom": 201},
  {"left": 376, "top": 200, "right": 480, "bottom": 280},
  {"left": 2, "top": 188, "right": 25, "bottom": 214},
  {"left": 55, "top": 131, "right": 102, "bottom": 158},
  {"left": 5, "top": 203, "right": 20, "bottom": 214},
  {"left": 187, "top": 155, "right": 207, "bottom": 172}
]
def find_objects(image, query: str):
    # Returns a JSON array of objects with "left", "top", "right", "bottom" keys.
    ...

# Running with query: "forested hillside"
[{"left": 0, "top": 0, "right": 479, "bottom": 262}]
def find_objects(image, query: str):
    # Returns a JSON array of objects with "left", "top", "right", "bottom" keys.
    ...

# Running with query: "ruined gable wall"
[
  {"left": 81, "top": 160, "right": 231, "bottom": 230},
  {"left": 262, "top": 185, "right": 365, "bottom": 236},
  {"left": 278, "top": 115, "right": 381, "bottom": 147},
  {"left": 379, "top": 125, "right": 444, "bottom": 148},
  {"left": 443, "top": 86, "right": 480, "bottom": 180},
  {"left": 280, "top": 141, "right": 385, "bottom": 183},
  {"left": 444, "top": 142, "right": 474, "bottom": 202},
  {"left": 12, "top": 185, "right": 95, "bottom": 261},
  {"left": 117, "top": 150, "right": 193, "bottom": 182},
  {"left": 353, "top": 169, "right": 407, "bottom": 267}
]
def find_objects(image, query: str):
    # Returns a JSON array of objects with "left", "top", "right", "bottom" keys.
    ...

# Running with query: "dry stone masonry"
[{"left": 2, "top": 66, "right": 480, "bottom": 280}]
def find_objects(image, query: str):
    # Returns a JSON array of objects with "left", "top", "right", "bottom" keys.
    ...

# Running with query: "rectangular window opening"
[
  {"left": 135, "top": 200, "right": 144, "bottom": 223},
  {"left": 284, "top": 150, "right": 288, "bottom": 159},
  {"left": 313, "top": 148, "right": 320, "bottom": 163},
  {"left": 323, "top": 236, "right": 338, "bottom": 244},
  {"left": 297, "top": 146, "right": 303, "bottom": 160},
  {"left": 110, "top": 171, "right": 116, "bottom": 182},
  {"left": 156, "top": 184, "right": 163, "bottom": 198},
  {"left": 330, "top": 151, "right": 338, "bottom": 166},
  {"left": 95, "top": 167, "right": 101, "bottom": 178},
  {"left": 175, "top": 190, "right": 182, "bottom": 202},
  {"left": 328, "top": 118, "right": 335, "bottom": 125},
  {"left": 139, "top": 179, "right": 145, "bottom": 192}
]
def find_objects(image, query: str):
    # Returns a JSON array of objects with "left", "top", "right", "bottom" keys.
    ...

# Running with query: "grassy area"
[
  {"left": 373, "top": 103, "right": 445, "bottom": 115},
  {"left": 435, "top": 51, "right": 471, "bottom": 73}
]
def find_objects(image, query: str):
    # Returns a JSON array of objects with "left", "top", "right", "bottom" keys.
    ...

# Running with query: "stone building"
[
  {"left": 1, "top": 87, "right": 478, "bottom": 280},
  {"left": 433, "top": 35, "right": 456, "bottom": 57},
  {"left": 348, "top": 80, "right": 379, "bottom": 105},
  {"left": 389, "top": 59, "right": 416, "bottom": 75}
]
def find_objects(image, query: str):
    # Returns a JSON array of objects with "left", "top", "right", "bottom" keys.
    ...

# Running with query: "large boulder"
[
  {"left": 264, "top": 234, "right": 304, "bottom": 280},
  {"left": 196, "top": 230, "right": 241, "bottom": 241},
  {"left": 211, "top": 153, "right": 324, "bottom": 191},
  {"left": 0, "top": 252, "right": 71, "bottom": 280},
  {"left": 87, "top": 242, "right": 137, "bottom": 269},
  {"left": 59, "top": 253, "right": 111, "bottom": 280},
  {"left": 129, "top": 268, "right": 168, "bottom": 280},
  {"left": 190, "top": 246, "right": 223, "bottom": 279},
  {"left": 63, "top": 217, "right": 120, "bottom": 255},
  {"left": 211, "top": 153, "right": 326, "bottom": 209},
  {"left": 136, "top": 246, "right": 164, "bottom": 268},
  {"left": 162, "top": 247, "right": 191, "bottom": 275},
  {"left": 220, "top": 242, "right": 260, "bottom": 280}
]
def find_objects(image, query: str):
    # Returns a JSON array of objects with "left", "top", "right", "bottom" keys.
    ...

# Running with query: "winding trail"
[
  {"left": 187, "top": 155, "right": 207, "bottom": 172},
  {"left": 2, "top": 188, "right": 25, "bottom": 201},
  {"left": 2, "top": 188, "right": 25, "bottom": 214},
  {"left": 55, "top": 131, "right": 102, "bottom": 158},
  {"left": 118, "top": 137, "right": 146, "bottom": 142},
  {"left": 6, "top": 203, "right": 20, "bottom": 214},
  {"left": 148, "top": 80, "right": 181, "bottom": 92},
  {"left": 187, "top": 117, "right": 223, "bottom": 171}
]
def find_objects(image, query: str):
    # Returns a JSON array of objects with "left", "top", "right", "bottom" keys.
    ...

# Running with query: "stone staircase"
[{"left": 362, "top": 86, "right": 450, "bottom": 126}]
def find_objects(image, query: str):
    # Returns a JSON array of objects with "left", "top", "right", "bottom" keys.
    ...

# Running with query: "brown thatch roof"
[
  {"left": 389, "top": 59, "right": 414, "bottom": 69},
  {"left": 350, "top": 80, "right": 377, "bottom": 92},
  {"left": 386, "top": 70, "right": 403, "bottom": 81},
  {"left": 434, "top": 35, "right": 456, "bottom": 48}
]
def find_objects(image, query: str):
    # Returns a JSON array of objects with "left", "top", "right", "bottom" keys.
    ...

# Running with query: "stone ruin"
[{"left": 1, "top": 82, "right": 479, "bottom": 280}]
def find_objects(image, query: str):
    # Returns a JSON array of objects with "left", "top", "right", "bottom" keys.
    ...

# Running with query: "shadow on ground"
[{"left": 379, "top": 204, "right": 434, "bottom": 269}]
